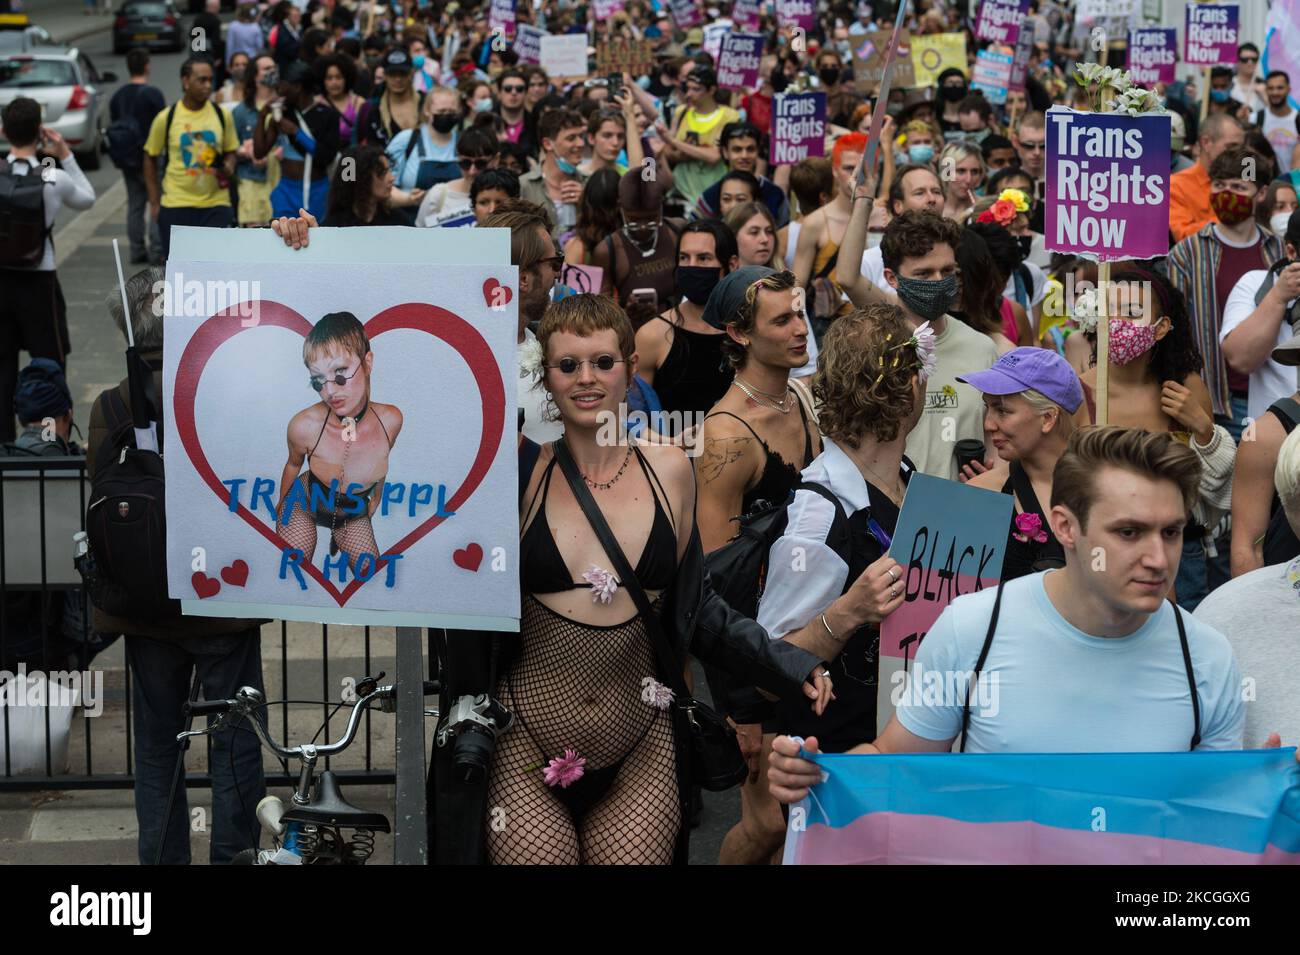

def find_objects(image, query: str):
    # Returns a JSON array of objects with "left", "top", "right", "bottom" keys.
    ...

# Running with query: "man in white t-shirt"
[
  {"left": 768, "top": 427, "right": 1270, "bottom": 805},
  {"left": 1259, "top": 71, "right": 1299, "bottom": 174},
  {"left": 1221, "top": 210, "right": 1300, "bottom": 421}
]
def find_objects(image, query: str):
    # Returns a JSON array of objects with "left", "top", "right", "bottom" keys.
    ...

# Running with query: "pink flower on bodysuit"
[{"left": 542, "top": 749, "right": 587, "bottom": 788}]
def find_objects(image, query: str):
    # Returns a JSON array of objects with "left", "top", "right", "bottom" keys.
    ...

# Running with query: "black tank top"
[
  {"left": 651, "top": 311, "right": 734, "bottom": 432},
  {"left": 1263, "top": 397, "right": 1300, "bottom": 565},
  {"left": 607, "top": 224, "right": 679, "bottom": 309},
  {"left": 999, "top": 459, "right": 1066, "bottom": 579},
  {"left": 703, "top": 391, "right": 815, "bottom": 514}
]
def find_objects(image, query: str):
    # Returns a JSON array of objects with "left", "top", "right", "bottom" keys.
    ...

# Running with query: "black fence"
[{"left": 0, "top": 455, "right": 401, "bottom": 791}]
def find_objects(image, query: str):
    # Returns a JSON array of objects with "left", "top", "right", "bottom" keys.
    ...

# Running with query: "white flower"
[
  {"left": 1072, "top": 287, "right": 1100, "bottom": 332},
  {"left": 518, "top": 337, "right": 544, "bottom": 380},
  {"left": 640, "top": 676, "right": 675, "bottom": 710},
  {"left": 582, "top": 565, "right": 619, "bottom": 604},
  {"left": 1109, "top": 85, "right": 1165, "bottom": 117},
  {"left": 911, "top": 321, "right": 938, "bottom": 382}
]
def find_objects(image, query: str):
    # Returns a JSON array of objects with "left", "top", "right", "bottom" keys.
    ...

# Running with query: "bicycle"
[{"left": 180, "top": 673, "right": 439, "bottom": 865}]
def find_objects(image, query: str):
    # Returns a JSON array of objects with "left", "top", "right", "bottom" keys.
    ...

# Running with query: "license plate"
[{"left": 133, "top": 32, "right": 157, "bottom": 40}]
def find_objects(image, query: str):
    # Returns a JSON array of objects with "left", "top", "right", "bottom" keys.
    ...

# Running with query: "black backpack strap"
[
  {"left": 1172, "top": 600, "right": 1202, "bottom": 750},
  {"left": 959, "top": 575, "right": 1007, "bottom": 753},
  {"left": 798, "top": 480, "right": 852, "bottom": 565},
  {"left": 1267, "top": 396, "right": 1300, "bottom": 434}
]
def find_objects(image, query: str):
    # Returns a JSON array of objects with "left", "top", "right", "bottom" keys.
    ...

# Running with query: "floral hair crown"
[
  {"left": 874, "top": 321, "right": 938, "bottom": 387},
  {"left": 976, "top": 188, "right": 1030, "bottom": 227}
]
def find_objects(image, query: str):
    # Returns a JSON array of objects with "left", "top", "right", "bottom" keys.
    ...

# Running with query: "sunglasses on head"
[
  {"left": 310, "top": 363, "right": 361, "bottom": 392},
  {"left": 458, "top": 155, "right": 493, "bottom": 171},
  {"left": 546, "top": 355, "right": 623, "bottom": 374}
]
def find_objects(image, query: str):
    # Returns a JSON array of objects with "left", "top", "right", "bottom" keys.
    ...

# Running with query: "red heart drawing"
[
  {"left": 453, "top": 543, "right": 483, "bottom": 572},
  {"left": 482, "top": 278, "right": 512, "bottom": 309},
  {"left": 174, "top": 301, "right": 506, "bottom": 607},
  {"left": 220, "top": 559, "right": 250, "bottom": 587},
  {"left": 193, "top": 572, "right": 221, "bottom": 598}
]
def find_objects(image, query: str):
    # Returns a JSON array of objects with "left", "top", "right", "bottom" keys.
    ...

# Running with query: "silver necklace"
[{"left": 733, "top": 377, "right": 794, "bottom": 413}]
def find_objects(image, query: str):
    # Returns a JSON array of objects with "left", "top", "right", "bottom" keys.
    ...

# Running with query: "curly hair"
[
  {"left": 719, "top": 269, "right": 797, "bottom": 370},
  {"left": 1100, "top": 266, "right": 1204, "bottom": 384},
  {"left": 814, "top": 304, "right": 919, "bottom": 448}
]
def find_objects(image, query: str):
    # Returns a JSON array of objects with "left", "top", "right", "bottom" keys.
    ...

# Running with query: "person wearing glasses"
[
  {"left": 275, "top": 312, "right": 403, "bottom": 571},
  {"left": 1232, "top": 43, "right": 1266, "bottom": 115},
  {"left": 496, "top": 68, "right": 538, "bottom": 157},
  {"left": 415, "top": 126, "right": 499, "bottom": 227},
  {"left": 1011, "top": 111, "right": 1047, "bottom": 233}
]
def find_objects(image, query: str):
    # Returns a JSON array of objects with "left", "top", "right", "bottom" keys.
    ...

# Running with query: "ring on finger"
[
  {"left": 887, "top": 567, "right": 898, "bottom": 583},
  {"left": 890, "top": 585, "right": 899, "bottom": 599}
]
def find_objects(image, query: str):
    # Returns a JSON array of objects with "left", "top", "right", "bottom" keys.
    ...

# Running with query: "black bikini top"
[{"left": 521, "top": 446, "right": 678, "bottom": 594}]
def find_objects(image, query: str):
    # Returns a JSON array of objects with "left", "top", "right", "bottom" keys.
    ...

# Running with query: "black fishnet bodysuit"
[{"left": 488, "top": 448, "right": 683, "bottom": 865}]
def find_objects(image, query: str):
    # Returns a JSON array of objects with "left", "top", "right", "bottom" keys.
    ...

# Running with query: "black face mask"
[
  {"left": 941, "top": 84, "right": 967, "bottom": 102},
  {"left": 675, "top": 265, "right": 722, "bottom": 305},
  {"left": 818, "top": 67, "right": 840, "bottom": 87},
  {"left": 1016, "top": 234, "right": 1033, "bottom": 259},
  {"left": 431, "top": 113, "right": 459, "bottom": 134}
]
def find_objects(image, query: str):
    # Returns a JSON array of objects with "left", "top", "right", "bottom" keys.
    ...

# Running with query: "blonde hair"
[
  {"left": 1275, "top": 426, "right": 1300, "bottom": 525},
  {"left": 1020, "top": 387, "right": 1074, "bottom": 437}
]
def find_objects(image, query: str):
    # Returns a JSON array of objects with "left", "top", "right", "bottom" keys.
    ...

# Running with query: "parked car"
[
  {"left": 0, "top": 44, "right": 116, "bottom": 170},
  {"left": 112, "top": 0, "right": 184, "bottom": 55}
]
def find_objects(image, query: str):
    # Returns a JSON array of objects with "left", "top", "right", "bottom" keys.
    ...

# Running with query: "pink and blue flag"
[{"left": 784, "top": 749, "right": 1300, "bottom": 865}]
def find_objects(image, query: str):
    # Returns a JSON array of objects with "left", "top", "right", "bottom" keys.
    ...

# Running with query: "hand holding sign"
[{"left": 842, "top": 554, "right": 906, "bottom": 625}]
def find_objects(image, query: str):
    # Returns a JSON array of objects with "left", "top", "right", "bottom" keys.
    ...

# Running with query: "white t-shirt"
[
  {"left": 3, "top": 154, "right": 95, "bottom": 272},
  {"left": 415, "top": 181, "right": 473, "bottom": 228},
  {"left": 1262, "top": 106, "right": 1299, "bottom": 174},
  {"left": 897, "top": 572, "right": 1245, "bottom": 752},
  {"left": 1220, "top": 268, "right": 1298, "bottom": 422}
]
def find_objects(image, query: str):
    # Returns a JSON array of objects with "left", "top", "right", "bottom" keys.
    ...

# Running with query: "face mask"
[
  {"left": 230, "top": 67, "right": 246, "bottom": 83},
  {"left": 432, "top": 113, "right": 459, "bottom": 134},
  {"left": 908, "top": 144, "right": 935, "bottom": 163},
  {"left": 676, "top": 265, "right": 722, "bottom": 305},
  {"left": 941, "top": 84, "right": 966, "bottom": 102},
  {"left": 894, "top": 273, "right": 957, "bottom": 321},
  {"left": 1209, "top": 89, "right": 1230, "bottom": 103},
  {"left": 412, "top": 54, "right": 427, "bottom": 70},
  {"left": 1211, "top": 189, "right": 1254, "bottom": 226},
  {"left": 555, "top": 156, "right": 579, "bottom": 175},
  {"left": 819, "top": 67, "right": 840, "bottom": 86},
  {"left": 1108, "top": 318, "right": 1157, "bottom": 366},
  {"left": 473, "top": 98, "right": 493, "bottom": 112},
  {"left": 1270, "top": 212, "right": 1294, "bottom": 236}
]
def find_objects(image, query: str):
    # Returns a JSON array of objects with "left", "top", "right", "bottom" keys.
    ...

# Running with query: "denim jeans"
[
  {"left": 125, "top": 629, "right": 266, "bottom": 865},
  {"left": 156, "top": 204, "right": 234, "bottom": 261},
  {"left": 1174, "top": 534, "right": 1208, "bottom": 611},
  {"left": 122, "top": 168, "right": 162, "bottom": 261}
]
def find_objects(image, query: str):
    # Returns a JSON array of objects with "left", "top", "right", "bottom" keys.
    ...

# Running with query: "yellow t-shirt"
[{"left": 144, "top": 101, "right": 239, "bottom": 209}]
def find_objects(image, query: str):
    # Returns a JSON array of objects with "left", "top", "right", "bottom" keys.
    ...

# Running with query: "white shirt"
[
  {"left": 1220, "top": 268, "right": 1298, "bottom": 422},
  {"left": 518, "top": 327, "right": 563, "bottom": 445},
  {"left": 3, "top": 154, "right": 95, "bottom": 272},
  {"left": 1262, "top": 106, "right": 1299, "bottom": 174},
  {"left": 415, "top": 181, "right": 473, "bottom": 228},
  {"left": 1232, "top": 76, "right": 1266, "bottom": 115}
]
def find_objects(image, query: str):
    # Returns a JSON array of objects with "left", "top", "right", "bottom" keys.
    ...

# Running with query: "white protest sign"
[
  {"left": 163, "top": 227, "right": 520, "bottom": 631},
  {"left": 540, "top": 33, "right": 589, "bottom": 79}
]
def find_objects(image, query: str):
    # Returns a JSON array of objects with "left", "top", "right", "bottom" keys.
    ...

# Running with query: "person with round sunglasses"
[
  {"left": 275, "top": 312, "right": 403, "bottom": 572},
  {"left": 415, "top": 126, "right": 499, "bottom": 227}
]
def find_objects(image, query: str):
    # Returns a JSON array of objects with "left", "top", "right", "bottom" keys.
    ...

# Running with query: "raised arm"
[{"left": 835, "top": 154, "right": 893, "bottom": 307}]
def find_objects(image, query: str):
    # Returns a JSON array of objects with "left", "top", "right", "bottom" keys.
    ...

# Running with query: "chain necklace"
[
  {"left": 330, "top": 415, "right": 355, "bottom": 546},
  {"left": 733, "top": 377, "right": 794, "bottom": 413},
  {"left": 582, "top": 445, "right": 633, "bottom": 490},
  {"left": 859, "top": 458, "right": 904, "bottom": 507}
]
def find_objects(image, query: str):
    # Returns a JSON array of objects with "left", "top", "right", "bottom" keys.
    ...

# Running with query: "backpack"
[
  {"left": 84, "top": 386, "right": 179, "bottom": 621},
  {"left": 0, "top": 158, "right": 50, "bottom": 268},
  {"left": 106, "top": 86, "right": 151, "bottom": 171},
  {"left": 158, "top": 100, "right": 230, "bottom": 197}
]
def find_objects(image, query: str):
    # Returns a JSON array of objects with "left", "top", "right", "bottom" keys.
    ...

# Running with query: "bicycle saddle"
[{"left": 280, "top": 771, "right": 392, "bottom": 832}]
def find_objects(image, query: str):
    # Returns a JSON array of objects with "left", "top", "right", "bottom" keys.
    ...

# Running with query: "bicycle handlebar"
[{"left": 186, "top": 699, "right": 233, "bottom": 717}]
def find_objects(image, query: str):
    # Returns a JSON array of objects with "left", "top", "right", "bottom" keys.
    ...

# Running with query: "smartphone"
[
  {"left": 607, "top": 72, "right": 623, "bottom": 99},
  {"left": 629, "top": 288, "right": 658, "bottom": 313}
]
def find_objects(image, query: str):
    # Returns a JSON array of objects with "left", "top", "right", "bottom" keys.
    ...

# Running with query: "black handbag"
[{"left": 552, "top": 440, "right": 748, "bottom": 792}]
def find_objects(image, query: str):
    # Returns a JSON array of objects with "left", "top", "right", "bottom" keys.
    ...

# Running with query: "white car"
[{"left": 0, "top": 37, "right": 117, "bottom": 170}]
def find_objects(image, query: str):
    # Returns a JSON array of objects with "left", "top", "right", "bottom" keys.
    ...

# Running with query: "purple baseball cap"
[{"left": 956, "top": 347, "right": 1084, "bottom": 413}]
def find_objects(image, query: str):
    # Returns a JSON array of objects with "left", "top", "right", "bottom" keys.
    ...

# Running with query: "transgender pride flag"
[{"left": 783, "top": 750, "right": 1300, "bottom": 865}]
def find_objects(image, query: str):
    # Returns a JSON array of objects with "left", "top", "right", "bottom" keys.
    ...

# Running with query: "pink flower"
[
  {"left": 582, "top": 565, "right": 619, "bottom": 604},
  {"left": 542, "top": 749, "right": 587, "bottom": 788},
  {"left": 1013, "top": 512, "right": 1049, "bottom": 544},
  {"left": 641, "top": 676, "right": 675, "bottom": 710}
]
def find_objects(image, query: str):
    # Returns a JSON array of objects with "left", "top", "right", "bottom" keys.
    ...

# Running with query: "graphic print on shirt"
[
  {"left": 179, "top": 126, "right": 220, "bottom": 179},
  {"left": 925, "top": 384, "right": 959, "bottom": 411}
]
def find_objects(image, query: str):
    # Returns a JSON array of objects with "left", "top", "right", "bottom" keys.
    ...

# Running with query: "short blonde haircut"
[
  {"left": 1019, "top": 387, "right": 1074, "bottom": 437},
  {"left": 1274, "top": 426, "right": 1300, "bottom": 526}
]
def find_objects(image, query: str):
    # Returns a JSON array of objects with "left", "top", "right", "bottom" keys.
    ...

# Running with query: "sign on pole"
[
  {"left": 851, "top": 29, "right": 915, "bottom": 94},
  {"left": 974, "top": 0, "right": 1028, "bottom": 46},
  {"left": 769, "top": 91, "right": 826, "bottom": 165},
  {"left": 971, "top": 48, "right": 1014, "bottom": 105},
  {"left": 909, "top": 33, "right": 968, "bottom": 87},
  {"left": 717, "top": 33, "right": 764, "bottom": 91},
  {"left": 514, "top": 24, "right": 546, "bottom": 65},
  {"left": 594, "top": 37, "right": 655, "bottom": 77},
  {"left": 775, "top": 0, "right": 815, "bottom": 32},
  {"left": 540, "top": 33, "right": 590, "bottom": 80}
]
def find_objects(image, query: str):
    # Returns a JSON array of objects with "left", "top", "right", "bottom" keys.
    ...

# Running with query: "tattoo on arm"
[{"left": 698, "top": 437, "right": 751, "bottom": 485}]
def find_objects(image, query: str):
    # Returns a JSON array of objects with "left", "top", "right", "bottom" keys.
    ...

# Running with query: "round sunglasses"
[
  {"left": 310, "top": 362, "right": 361, "bottom": 392},
  {"left": 545, "top": 355, "right": 624, "bottom": 375},
  {"left": 458, "top": 155, "right": 494, "bottom": 172}
]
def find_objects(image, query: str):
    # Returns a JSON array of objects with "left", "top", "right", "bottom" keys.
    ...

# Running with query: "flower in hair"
[
  {"left": 519, "top": 337, "right": 544, "bottom": 380},
  {"left": 998, "top": 189, "right": 1030, "bottom": 214},
  {"left": 910, "top": 321, "right": 938, "bottom": 381},
  {"left": 1013, "top": 512, "right": 1050, "bottom": 544},
  {"left": 641, "top": 676, "right": 675, "bottom": 710},
  {"left": 583, "top": 565, "right": 619, "bottom": 604},
  {"left": 978, "top": 199, "right": 1018, "bottom": 228},
  {"left": 542, "top": 749, "right": 587, "bottom": 788}
]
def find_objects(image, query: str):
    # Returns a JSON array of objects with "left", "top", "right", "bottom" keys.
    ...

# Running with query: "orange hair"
[{"left": 832, "top": 131, "right": 869, "bottom": 166}]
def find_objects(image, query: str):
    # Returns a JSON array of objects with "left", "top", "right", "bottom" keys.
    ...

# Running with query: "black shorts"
[{"left": 0, "top": 268, "right": 70, "bottom": 361}]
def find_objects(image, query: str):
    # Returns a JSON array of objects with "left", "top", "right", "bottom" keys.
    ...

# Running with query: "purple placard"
[
  {"left": 669, "top": 0, "right": 702, "bottom": 29},
  {"left": 1127, "top": 28, "right": 1176, "bottom": 85},
  {"left": 770, "top": 91, "right": 826, "bottom": 165},
  {"left": 1008, "top": 21, "right": 1034, "bottom": 91},
  {"left": 514, "top": 24, "right": 546, "bottom": 65},
  {"left": 732, "top": 0, "right": 762, "bottom": 33},
  {"left": 489, "top": 0, "right": 516, "bottom": 41},
  {"left": 1183, "top": 3, "right": 1238, "bottom": 67},
  {"left": 592, "top": 0, "right": 626, "bottom": 20},
  {"left": 974, "top": 0, "right": 1028, "bottom": 46},
  {"left": 1044, "top": 107, "right": 1171, "bottom": 262},
  {"left": 775, "top": 0, "right": 815, "bottom": 33},
  {"left": 717, "top": 32, "right": 763, "bottom": 91}
]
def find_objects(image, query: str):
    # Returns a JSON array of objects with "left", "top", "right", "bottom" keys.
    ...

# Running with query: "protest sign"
[
  {"left": 775, "top": 0, "right": 814, "bottom": 32},
  {"left": 974, "top": 0, "right": 1027, "bottom": 46},
  {"left": 851, "top": 29, "right": 914, "bottom": 94},
  {"left": 558, "top": 262, "right": 604, "bottom": 297},
  {"left": 909, "top": 33, "right": 967, "bottom": 88},
  {"left": 717, "top": 33, "right": 764, "bottom": 91},
  {"left": 591, "top": 0, "right": 625, "bottom": 19},
  {"left": 784, "top": 749, "right": 1300, "bottom": 865},
  {"left": 668, "top": 0, "right": 702, "bottom": 29},
  {"left": 540, "top": 33, "right": 589, "bottom": 80},
  {"left": 1183, "top": 2, "right": 1238, "bottom": 67},
  {"left": 1008, "top": 22, "right": 1034, "bottom": 91},
  {"left": 732, "top": 0, "right": 761, "bottom": 32},
  {"left": 514, "top": 24, "right": 546, "bottom": 65},
  {"left": 594, "top": 37, "right": 655, "bottom": 77},
  {"left": 163, "top": 227, "right": 520, "bottom": 631},
  {"left": 1044, "top": 106, "right": 1171, "bottom": 262},
  {"left": 769, "top": 91, "right": 826, "bottom": 165},
  {"left": 1079, "top": 0, "right": 1137, "bottom": 18},
  {"left": 971, "top": 48, "right": 1013, "bottom": 105},
  {"left": 1127, "top": 28, "right": 1176, "bottom": 85},
  {"left": 877, "top": 473, "right": 1011, "bottom": 731},
  {"left": 488, "top": 0, "right": 516, "bottom": 41},
  {"left": 702, "top": 22, "right": 729, "bottom": 64}
]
